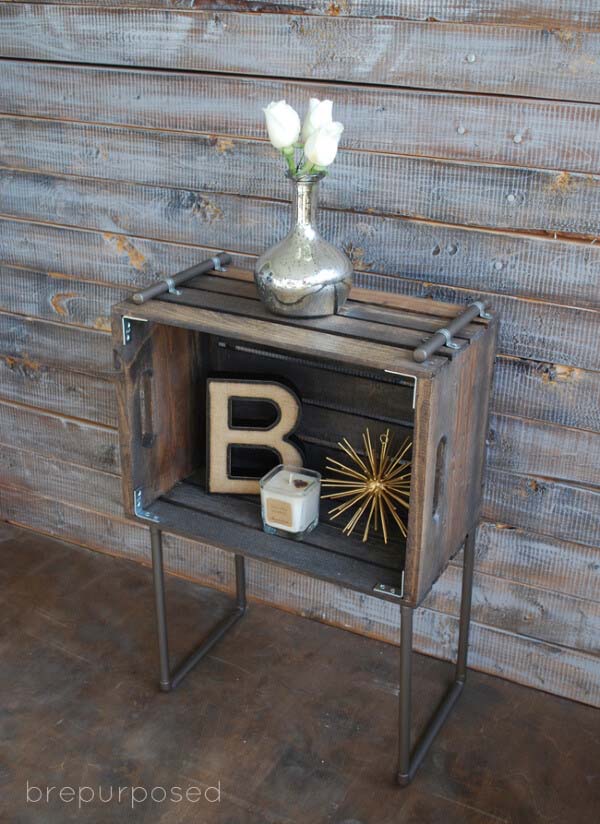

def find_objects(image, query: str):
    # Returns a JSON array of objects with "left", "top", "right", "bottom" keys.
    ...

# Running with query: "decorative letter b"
[{"left": 207, "top": 379, "right": 302, "bottom": 494}]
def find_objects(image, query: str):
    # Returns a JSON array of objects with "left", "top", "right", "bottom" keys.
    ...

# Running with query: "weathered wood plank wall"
[{"left": 0, "top": 1, "right": 598, "bottom": 705}]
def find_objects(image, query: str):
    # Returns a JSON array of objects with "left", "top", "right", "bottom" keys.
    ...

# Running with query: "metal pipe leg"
[
  {"left": 235, "top": 554, "right": 247, "bottom": 613},
  {"left": 397, "top": 604, "right": 413, "bottom": 786},
  {"left": 150, "top": 527, "right": 171, "bottom": 692},
  {"left": 150, "top": 533, "right": 248, "bottom": 692},
  {"left": 456, "top": 530, "right": 476, "bottom": 683},
  {"left": 396, "top": 532, "right": 476, "bottom": 786}
]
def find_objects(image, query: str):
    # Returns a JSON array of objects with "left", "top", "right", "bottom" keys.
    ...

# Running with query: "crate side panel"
[{"left": 405, "top": 323, "right": 497, "bottom": 604}]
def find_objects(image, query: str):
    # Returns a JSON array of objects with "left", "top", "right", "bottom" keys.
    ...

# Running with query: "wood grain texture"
[
  {"left": 491, "top": 357, "right": 600, "bottom": 433},
  {"left": 114, "top": 318, "right": 204, "bottom": 516},
  {"left": 118, "top": 297, "right": 443, "bottom": 377},
  {"left": 6, "top": 1, "right": 600, "bottom": 29},
  {"left": 3, "top": 60, "right": 600, "bottom": 173},
  {"left": 6, "top": 434, "right": 598, "bottom": 607},
  {"left": 2, "top": 172, "right": 599, "bottom": 312},
  {"left": 2, "top": 5, "right": 600, "bottom": 102},
  {"left": 0, "top": 263, "right": 130, "bottom": 331},
  {"left": 5, "top": 428, "right": 597, "bottom": 610},
  {"left": 1, "top": 485, "right": 598, "bottom": 706},
  {"left": 0, "top": 443, "right": 123, "bottom": 516},
  {"left": 0, "top": 354, "right": 116, "bottom": 427},
  {"left": 4, "top": 298, "right": 597, "bottom": 437},
  {"left": 3, "top": 211, "right": 599, "bottom": 378},
  {"left": 352, "top": 272, "right": 600, "bottom": 371},
  {"left": 3, "top": 369, "right": 592, "bottom": 551},
  {"left": 488, "top": 413, "right": 600, "bottom": 486},
  {"left": 483, "top": 468, "right": 600, "bottom": 548},
  {"left": 406, "top": 320, "right": 497, "bottom": 603},
  {"left": 0, "top": 227, "right": 600, "bottom": 398},
  {"left": 0, "top": 398, "right": 120, "bottom": 474},
  {"left": 472, "top": 522, "right": 600, "bottom": 603},
  {"left": 0, "top": 309, "right": 113, "bottom": 377},
  {"left": 3, "top": 115, "right": 600, "bottom": 238},
  {"left": 425, "top": 564, "right": 600, "bottom": 655}
]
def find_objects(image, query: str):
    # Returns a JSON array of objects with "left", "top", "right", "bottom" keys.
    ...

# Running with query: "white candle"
[{"left": 260, "top": 465, "right": 321, "bottom": 537}]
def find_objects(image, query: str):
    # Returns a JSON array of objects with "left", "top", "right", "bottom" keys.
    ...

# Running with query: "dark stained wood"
[
  {"left": 190, "top": 273, "right": 482, "bottom": 339},
  {"left": 181, "top": 473, "right": 403, "bottom": 570},
  {"left": 406, "top": 316, "right": 498, "bottom": 603},
  {"left": 4, "top": 429, "right": 599, "bottom": 620},
  {"left": 117, "top": 298, "right": 445, "bottom": 377},
  {"left": 3, "top": 446, "right": 599, "bottom": 657},
  {"left": 2, "top": 213, "right": 599, "bottom": 370},
  {"left": 155, "top": 481, "right": 405, "bottom": 601},
  {"left": 211, "top": 337, "right": 416, "bottom": 425},
  {"left": 3, "top": 5, "right": 600, "bottom": 103},
  {"left": 113, "top": 281, "right": 497, "bottom": 606},
  {"left": 1, "top": 281, "right": 595, "bottom": 437},
  {"left": 5, "top": 433, "right": 599, "bottom": 659},
  {"left": 113, "top": 317, "right": 204, "bottom": 516},
  {"left": 159, "top": 284, "right": 468, "bottom": 357}
]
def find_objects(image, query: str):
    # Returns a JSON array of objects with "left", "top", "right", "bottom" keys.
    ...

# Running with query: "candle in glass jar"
[{"left": 260, "top": 465, "right": 321, "bottom": 538}]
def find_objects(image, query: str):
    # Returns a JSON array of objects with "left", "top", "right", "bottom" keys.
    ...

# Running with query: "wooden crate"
[{"left": 112, "top": 271, "right": 497, "bottom": 607}]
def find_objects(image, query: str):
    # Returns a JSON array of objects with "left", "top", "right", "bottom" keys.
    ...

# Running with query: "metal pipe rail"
[
  {"left": 132, "top": 253, "right": 232, "bottom": 305},
  {"left": 413, "top": 300, "right": 492, "bottom": 363}
]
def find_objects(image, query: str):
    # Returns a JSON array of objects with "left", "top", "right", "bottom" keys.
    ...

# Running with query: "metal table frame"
[{"left": 149, "top": 524, "right": 475, "bottom": 786}]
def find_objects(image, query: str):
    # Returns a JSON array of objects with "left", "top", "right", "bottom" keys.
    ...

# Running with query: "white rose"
[
  {"left": 263, "top": 100, "right": 301, "bottom": 150},
  {"left": 301, "top": 98, "right": 334, "bottom": 142},
  {"left": 304, "top": 122, "right": 344, "bottom": 168}
]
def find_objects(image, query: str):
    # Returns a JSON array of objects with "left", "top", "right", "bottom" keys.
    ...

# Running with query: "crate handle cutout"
[
  {"left": 140, "top": 368, "right": 155, "bottom": 448},
  {"left": 432, "top": 435, "right": 447, "bottom": 519}
]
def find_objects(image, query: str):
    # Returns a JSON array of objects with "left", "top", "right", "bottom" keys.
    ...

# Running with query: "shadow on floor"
[{"left": 0, "top": 522, "right": 598, "bottom": 823}]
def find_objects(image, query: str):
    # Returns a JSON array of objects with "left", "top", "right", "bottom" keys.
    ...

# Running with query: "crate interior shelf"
[
  {"left": 150, "top": 472, "right": 405, "bottom": 600},
  {"left": 112, "top": 263, "right": 497, "bottom": 786}
]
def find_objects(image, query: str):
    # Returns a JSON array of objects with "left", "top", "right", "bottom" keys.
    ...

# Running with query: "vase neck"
[{"left": 292, "top": 178, "right": 319, "bottom": 227}]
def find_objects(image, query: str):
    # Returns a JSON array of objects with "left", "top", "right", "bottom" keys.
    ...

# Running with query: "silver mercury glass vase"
[{"left": 254, "top": 172, "right": 353, "bottom": 317}]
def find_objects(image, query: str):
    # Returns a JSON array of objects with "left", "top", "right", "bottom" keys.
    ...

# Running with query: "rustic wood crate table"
[{"left": 112, "top": 263, "right": 497, "bottom": 786}]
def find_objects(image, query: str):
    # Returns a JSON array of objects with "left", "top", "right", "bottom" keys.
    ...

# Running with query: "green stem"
[
  {"left": 298, "top": 160, "right": 316, "bottom": 176},
  {"left": 281, "top": 147, "right": 296, "bottom": 175}
]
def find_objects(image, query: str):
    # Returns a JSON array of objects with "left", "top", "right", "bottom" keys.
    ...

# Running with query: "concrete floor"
[{"left": 0, "top": 521, "right": 598, "bottom": 823}]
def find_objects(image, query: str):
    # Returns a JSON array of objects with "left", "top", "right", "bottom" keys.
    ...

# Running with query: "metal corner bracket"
[
  {"left": 122, "top": 315, "right": 149, "bottom": 345},
  {"left": 374, "top": 572, "right": 404, "bottom": 599},
  {"left": 383, "top": 371, "right": 417, "bottom": 409},
  {"left": 134, "top": 488, "right": 160, "bottom": 523}
]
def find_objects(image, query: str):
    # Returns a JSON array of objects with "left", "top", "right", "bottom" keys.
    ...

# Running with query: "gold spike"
[{"left": 321, "top": 428, "right": 411, "bottom": 546}]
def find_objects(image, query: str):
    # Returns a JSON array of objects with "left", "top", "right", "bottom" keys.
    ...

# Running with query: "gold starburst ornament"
[{"left": 321, "top": 429, "right": 411, "bottom": 544}]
